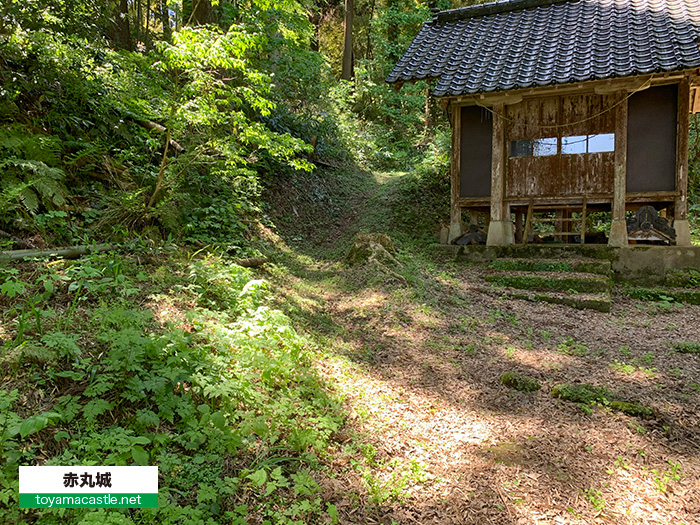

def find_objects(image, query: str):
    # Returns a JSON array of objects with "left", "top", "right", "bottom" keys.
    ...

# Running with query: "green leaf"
[
  {"left": 43, "top": 280, "right": 54, "bottom": 294},
  {"left": 247, "top": 469, "right": 267, "bottom": 487},
  {"left": 19, "top": 415, "right": 47, "bottom": 438},
  {"left": 54, "top": 370, "right": 85, "bottom": 380},
  {"left": 17, "top": 411, "right": 60, "bottom": 438},
  {"left": 131, "top": 445, "right": 149, "bottom": 466},
  {"left": 82, "top": 399, "right": 113, "bottom": 420},
  {"left": 211, "top": 411, "right": 226, "bottom": 430},
  {"left": 54, "top": 430, "right": 70, "bottom": 441},
  {"left": 1, "top": 280, "right": 25, "bottom": 298}
]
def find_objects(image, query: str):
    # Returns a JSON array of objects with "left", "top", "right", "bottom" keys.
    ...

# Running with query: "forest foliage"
[
  {"left": 0, "top": 1, "right": 459, "bottom": 523},
  {"left": 0, "top": 0, "right": 460, "bottom": 251},
  {"left": 3, "top": 0, "right": 700, "bottom": 523}
]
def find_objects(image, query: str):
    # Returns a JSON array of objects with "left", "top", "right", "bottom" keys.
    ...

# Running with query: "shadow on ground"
[{"left": 261, "top": 166, "right": 700, "bottom": 524}]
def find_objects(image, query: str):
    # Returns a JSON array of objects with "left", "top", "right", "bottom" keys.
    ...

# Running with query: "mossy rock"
[
  {"left": 609, "top": 401, "right": 654, "bottom": 419},
  {"left": 500, "top": 372, "right": 541, "bottom": 392},
  {"left": 672, "top": 342, "right": 700, "bottom": 354},
  {"left": 344, "top": 233, "right": 397, "bottom": 267},
  {"left": 550, "top": 383, "right": 613, "bottom": 404}
]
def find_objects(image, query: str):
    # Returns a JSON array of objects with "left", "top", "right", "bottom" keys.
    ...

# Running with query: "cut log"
[{"left": 0, "top": 244, "right": 117, "bottom": 261}]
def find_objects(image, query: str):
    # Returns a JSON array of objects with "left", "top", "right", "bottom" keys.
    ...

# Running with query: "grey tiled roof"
[{"left": 386, "top": 0, "right": 700, "bottom": 97}]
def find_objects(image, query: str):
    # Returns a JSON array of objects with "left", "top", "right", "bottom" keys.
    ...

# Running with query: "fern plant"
[{"left": 0, "top": 125, "right": 67, "bottom": 218}]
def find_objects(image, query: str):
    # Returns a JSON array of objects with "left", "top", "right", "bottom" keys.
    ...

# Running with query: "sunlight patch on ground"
[{"left": 146, "top": 294, "right": 195, "bottom": 330}]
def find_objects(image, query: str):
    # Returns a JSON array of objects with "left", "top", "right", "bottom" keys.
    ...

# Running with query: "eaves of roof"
[{"left": 386, "top": 0, "right": 700, "bottom": 97}]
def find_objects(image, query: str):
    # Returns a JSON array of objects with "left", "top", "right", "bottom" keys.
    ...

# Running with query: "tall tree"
[
  {"left": 341, "top": 0, "right": 353, "bottom": 80},
  {"left": 109, "top": 0, "right": 133, "bottom": 49},
  {"left": 161, "top": 0, "right": 172, "bottom": 41},
  {"left": 387, "top": 0, "right": 398, "bottom": 63},
  {"left": 186, "top": 0, "right": 213, "bottom": 25}
]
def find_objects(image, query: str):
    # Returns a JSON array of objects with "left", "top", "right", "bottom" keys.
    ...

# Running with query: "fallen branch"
[
  {"left": 311, "top": 158, "right": 342, "bottom": 169},
  {"left": 0, "top": 244, "right": 117, "bottom": 261},
  {"left": 134, "top": 120, "right": 185, "bottom": 154},
  {"left": 0, "top": 230, "right": 37, "bottom": 250},
  {"left": 237, "top": 257, "right": 268, "bottom": 268}
]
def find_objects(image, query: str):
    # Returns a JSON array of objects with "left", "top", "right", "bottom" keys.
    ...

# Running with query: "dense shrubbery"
[
  {"left": 389, "top": 127, "right": 451, "bottom": 236},
  {"left": 0, "top": 250, "right": 343, "bottom": 524},
  {"left": 0, "top": 0, "right": 345, "bottom": 249}
]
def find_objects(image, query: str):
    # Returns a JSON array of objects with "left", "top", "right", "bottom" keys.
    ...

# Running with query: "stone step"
[
  {"left": 505, "top": 289, "right": 612, "bottom": 313},
  {"left": 489, "top": 258, "right": 611, "bottom": 276},
  {"left": 620, "top": 286, "right": 700, "bottom": 305},
  {"left": 665, "top": 268, "right": 700, "bottom": 288},
  {"left": 485, "top": 272, "right": 612, "bottom": 293}
]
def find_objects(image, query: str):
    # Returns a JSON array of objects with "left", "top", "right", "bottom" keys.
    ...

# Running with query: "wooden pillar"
[
  {"left": 448, "top": 103, "right": 463, "bottom": 243},
  {"left": 675, "top": 77, "right": 692, "bottom": 245},
  {"left": 514, "top": 209, "right": 523, "bottom": 244},
  {"left": 555, "top": 209, "right": 564, "bottom": 242},
  {"left": 609, "top": 92, "right": 629, "bottom": 246},
  {"left": 487, "top": 103, "right": 512, "bottom": 245}
]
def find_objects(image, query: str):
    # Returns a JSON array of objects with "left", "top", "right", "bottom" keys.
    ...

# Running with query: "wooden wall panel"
[
  {"left": 506, "top": 97, "right": 558, "bottom": 139},
  {"left": 505, "top": 92, "right": 616, "bottom": 200},
  {"left": 560, "top": 94, "right": 615, "bottom": 136},
  {"left": 585, "top": 153, "right": 614, "bottom": 194}
]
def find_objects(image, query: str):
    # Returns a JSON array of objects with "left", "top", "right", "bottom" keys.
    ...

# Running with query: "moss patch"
[
  {"left": 609, "top": 401, "right": 654, "bottom": 419},
  {"left": 344, "top": 233, "right": 397, "bottom": 267},
  {"left": 575, "top": 261, "right": 612, "bottom": 276},
  {"left": 500, "top": 372, "right": 541, "bottom": 392},
  {"left": 489, "top": 260, "right": 574, "bottom": 273},
  {"left": 672, "top": 342, "right": 700, "bottom": 354},
  {"left": 621, "top": 287, "right": 700, "bottom": 305},
  {"left": 551, "top": 383, "right": 613, "bottom": 404},
  {"left": 665, "top": 268, "right": 700, "bottom": 288},
  {"left": 551, "top": 383, "right": 653, "bottom": 418}
]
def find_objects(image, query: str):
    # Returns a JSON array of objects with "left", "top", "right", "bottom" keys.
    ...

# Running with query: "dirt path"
[{"left": 264, "top": 169, "right": 700, "bottom": 524}]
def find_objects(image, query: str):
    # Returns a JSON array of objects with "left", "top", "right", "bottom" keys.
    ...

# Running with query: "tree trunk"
[
  {"left": 145, "top": 0, "right": 151, "bottom": 49},
  {"left": 387, "top": 0, "right": 398, "bottom": 62},
  {"left": 136, "top": 0, "right": 142, "bottom": 46},
  {"left": 309, "top": 11, "right": 320, "bottom": 52},
  {"left": 161, "top": 0, "right": 172, "bottom": 42},
  {"left": 110, "top": 0, "right": 132, "bottom": 50},
  {"left": 342, "top": 0, "right": 354, "bottom": 80},
  {"left": 365, "top": 0, "right": 375, "bottom": 60},
  {"left": 187, "top": 0, "right": 213, "bottom": 25}
]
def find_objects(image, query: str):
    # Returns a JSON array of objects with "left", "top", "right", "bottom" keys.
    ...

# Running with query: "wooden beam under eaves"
[{"left": 691, "top": 87, "right": 700, "bottom": 114}]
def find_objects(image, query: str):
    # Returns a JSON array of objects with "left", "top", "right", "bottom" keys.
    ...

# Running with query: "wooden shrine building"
[{"left": 387, "top": 0, "right": 700, "bottom": 246}]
